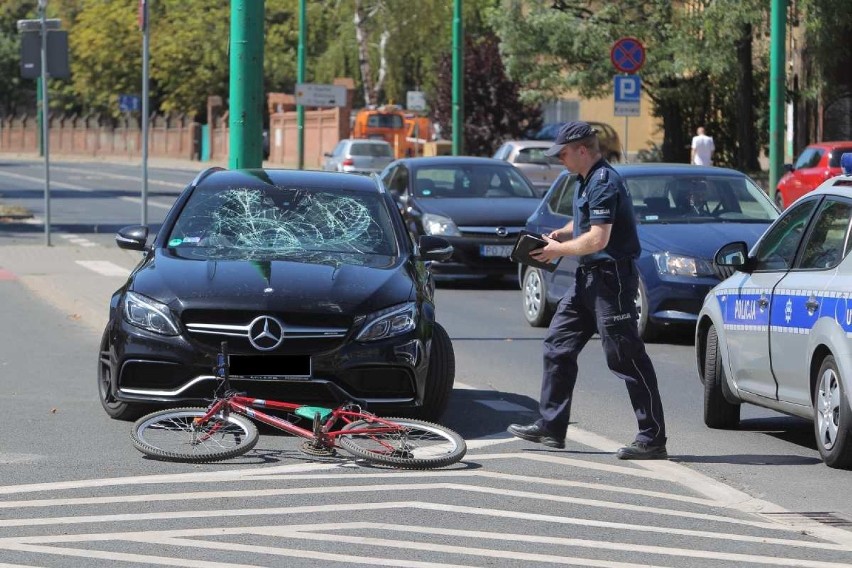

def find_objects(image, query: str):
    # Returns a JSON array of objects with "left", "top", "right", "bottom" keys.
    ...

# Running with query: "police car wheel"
[
  {"left": 813, "top": 355, "right": 852, "bottom": 469},
  {"left": 636, "top": 277, "right": 658, "bottom": 342},
  {"left": 522, "top": 267, "right": 554, "bottom": 327},
  {"left": 702, "top": 324, "right": 740, "bottom": 429}
]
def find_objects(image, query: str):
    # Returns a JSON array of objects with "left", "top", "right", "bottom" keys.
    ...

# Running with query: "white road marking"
[
  {"left": 0, "top": 170, "right": 91, "bottom": 191},
  {"left": 120, "top": 195, "right": 173, "bottom": 209},
  {"left": 74, "top": 260, "right": 130, "bottom": 277},
  {"left": 50, "top": 165, "right": 187, "bottom": 188}
]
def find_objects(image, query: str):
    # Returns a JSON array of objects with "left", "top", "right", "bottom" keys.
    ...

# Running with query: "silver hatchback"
[
  {"left": 492, "top": 140, "right": 566, "bottom": 196},
  {"left": 322, "top": 139, "right": 394, "bottom": 174}
]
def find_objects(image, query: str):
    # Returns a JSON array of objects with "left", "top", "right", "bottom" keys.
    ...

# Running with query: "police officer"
[{"left": 508, "top": 121, "right": 668, "bottom": 460}]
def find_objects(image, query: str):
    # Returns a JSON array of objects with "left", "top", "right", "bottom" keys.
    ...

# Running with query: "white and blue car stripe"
[{"left": 715, "top": 288, "right": 852, "bottom": 337}]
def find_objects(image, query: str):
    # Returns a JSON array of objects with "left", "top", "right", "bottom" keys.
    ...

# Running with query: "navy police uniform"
[{"left": 536, "top": 159, "right": 667, "bottom": 446}]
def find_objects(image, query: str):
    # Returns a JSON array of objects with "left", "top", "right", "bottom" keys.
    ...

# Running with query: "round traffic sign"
[{"left": 610, "top": 37, "right": 645, "bottom": 74}]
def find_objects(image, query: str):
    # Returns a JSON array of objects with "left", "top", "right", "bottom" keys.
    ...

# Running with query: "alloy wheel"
[{"left": 816, "top": 366, "right": 841, "bottom": 450}]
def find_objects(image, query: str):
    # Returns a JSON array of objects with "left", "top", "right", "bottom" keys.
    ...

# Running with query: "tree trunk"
[
  {"left": 373, "top": 29, "right": 390, "bottom": 103},
  {"left": 353, "top": 1, "right": 374, "bottom": 106},
  {"left": 736, "top": 23, "right": 760, "bottom": 171},
  {"left": 656, "top": 83, "right": 688, "bottom": 163}
]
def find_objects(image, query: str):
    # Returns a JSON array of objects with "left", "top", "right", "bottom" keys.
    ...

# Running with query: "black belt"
[{"left": 579, "top": 257, "right": 634, "bottom": 272}]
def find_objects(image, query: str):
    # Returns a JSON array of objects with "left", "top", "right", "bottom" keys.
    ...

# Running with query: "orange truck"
[{"left": 352, "top": 105, "right": 432, "bottom": 158}]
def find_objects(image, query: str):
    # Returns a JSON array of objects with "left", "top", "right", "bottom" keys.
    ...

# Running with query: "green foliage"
[
  {"left": 0, "top": 1, "right": 38, "bottom": 115},
  {"left": 492, "top": 0, "right": 770, "bottom": 166},
  {"left": 433, "top": 33, "right": 541, "bottom": 156}
]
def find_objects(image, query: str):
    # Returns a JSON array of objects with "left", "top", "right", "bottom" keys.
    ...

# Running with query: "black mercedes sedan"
[
  {"left": 380, "top": 157, "right": 541, "bottom": 279},
  {"left": 98, "top": 167, "right": 455, "bottom": 421}
]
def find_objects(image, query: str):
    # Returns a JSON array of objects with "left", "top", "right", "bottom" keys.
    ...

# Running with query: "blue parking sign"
[
  {"left": 119, "top": 94, "right": 141, "bottom": 113},
  {"left": 614, "top": 76, "right": 641, "bottom": 103}
]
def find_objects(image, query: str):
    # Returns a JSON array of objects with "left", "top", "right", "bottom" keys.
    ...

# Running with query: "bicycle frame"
[
  {"left": 198, "top": 396, "right": 403, "bottom": 448},
  {"left": 197, "top": 341, "right": 406, "bottom": 451}
]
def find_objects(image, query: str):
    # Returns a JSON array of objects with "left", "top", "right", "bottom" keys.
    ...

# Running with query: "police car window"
[
  {"left": 753, "top": 199, "right": 818, "bottom": 271},
  {"left": 798, "top": 199, "right": 852, "bottom": 270}
]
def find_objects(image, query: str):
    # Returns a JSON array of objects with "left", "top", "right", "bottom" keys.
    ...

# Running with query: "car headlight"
[
  {"left": 422, "top": 213, "right": 461, "bottom": 237},
  {"left": 652, "top": 252, "right": 714, "bottom": 277},
  {"left": 356, "top": 302, "right": 417, "bottom": 342},
  {"left": 123, "top": 291, "right": 180, "bottom": 336}
]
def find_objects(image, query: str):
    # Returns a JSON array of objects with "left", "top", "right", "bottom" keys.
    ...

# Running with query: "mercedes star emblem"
[{"left": 248, "top": 316, "right": 285, "bottom": 351}]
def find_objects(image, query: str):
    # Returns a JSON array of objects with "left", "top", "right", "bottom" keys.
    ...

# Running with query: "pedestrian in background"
[
  {"left": 507, "top": 121, "right": 668, "bottom": 460},
  {"left": 691, "top": 126, "right": 715, "bottom": 166}
]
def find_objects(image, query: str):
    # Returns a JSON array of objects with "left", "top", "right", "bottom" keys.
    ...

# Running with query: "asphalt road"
[{"left": 1, "top": 157, "right": 851, "bottom": 567}]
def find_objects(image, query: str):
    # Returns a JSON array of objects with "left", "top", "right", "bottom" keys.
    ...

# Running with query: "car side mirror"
[
  {"left": 783, "top": 163, "right": 794, "bottom": 173},
  {"left": 418, "top": 235, "right": 453, "bottom": 262},
  {"left": 714, "top": 241, "right": 754, "bottom": 273},
  {"left": 323, "top": 152, "right": 332, "bottom": 158},
  {"left": 116, "top": 225, "right": 149, "bottom": 251}
]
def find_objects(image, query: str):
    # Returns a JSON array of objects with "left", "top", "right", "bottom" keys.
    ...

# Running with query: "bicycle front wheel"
[
  {"left": 337, "top": 417, "right": 466, "bottom": 469},
  {"left": 131, "top": 407, "right": 258, "bottom": 463}
]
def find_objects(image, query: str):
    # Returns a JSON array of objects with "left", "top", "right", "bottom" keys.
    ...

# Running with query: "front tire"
[
  {"left": 419, "top": 323, "right": 455, "bottom": 421},
  {"left": 98, "top": 328, "right": 146, "bottom": 421},
  {"left": 522, "top": 267, "right": 554, "bottom": 327},
  {"left": 337, "top": 417, "right": 466, "bottom": 469},
  {"left": 131, "top": 407, "right": 259, "bottom": 463},
  {"left": 813, "top": 356, "right": 852, "bottom": 469},
  {"left": 703, "top": 325, "right": 740, "bottom": 428}
]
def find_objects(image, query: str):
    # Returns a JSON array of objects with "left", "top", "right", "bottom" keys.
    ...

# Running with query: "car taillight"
[{"left": 342, "top": 158, "right": 355, "bottom": 166}]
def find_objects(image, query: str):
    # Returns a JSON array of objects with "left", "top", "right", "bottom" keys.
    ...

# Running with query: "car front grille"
[
  {"left": 182, "top": 310, "right": 351, "bottom": 354},
  {"left": 457, "top": 226, "right": 524, "bottom": 239}
]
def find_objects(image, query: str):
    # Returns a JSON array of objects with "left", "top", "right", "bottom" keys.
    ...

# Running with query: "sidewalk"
[
  {"left": 0, "top": 242, "right": 141, "bottom": 334},
  {"left": 0, "top": 152, "right": 310, "bottom": 172}
]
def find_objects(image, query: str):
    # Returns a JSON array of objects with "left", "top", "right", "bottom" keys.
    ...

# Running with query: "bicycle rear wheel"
[
  {"left": 337, "top": 417, "right": 466, "bottom": 469},
  {"left": 131, "top": 407, "right": 258, "bottom": 463}
]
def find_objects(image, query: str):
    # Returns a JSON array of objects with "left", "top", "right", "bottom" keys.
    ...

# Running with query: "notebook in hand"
[{"left": 510, "top": 231, "right": 558, "bottom": 273}]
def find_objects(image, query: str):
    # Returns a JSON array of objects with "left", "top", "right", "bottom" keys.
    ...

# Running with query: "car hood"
[
  {"left": 417, "top": 197, "right": 540, "bottom": 226},
  {"left": 639, "top": 222, "right": 770, "bottom": 259},
  {"left": 129, "top": 249, "right": 415, "bottom": 316}
]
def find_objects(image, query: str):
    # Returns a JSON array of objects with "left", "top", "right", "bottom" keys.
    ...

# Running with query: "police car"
[{"left": 695, "top": 153, "right": 852, "bottom": 469}]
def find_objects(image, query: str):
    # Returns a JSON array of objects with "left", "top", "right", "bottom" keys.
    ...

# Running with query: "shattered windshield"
[{"left": 166, "top": 185, "right": 398, "bottom": 261}]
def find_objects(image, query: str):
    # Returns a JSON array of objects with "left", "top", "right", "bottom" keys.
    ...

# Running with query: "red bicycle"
[{"left": 131, "top": 342, "right": 466, "bottom": 469}]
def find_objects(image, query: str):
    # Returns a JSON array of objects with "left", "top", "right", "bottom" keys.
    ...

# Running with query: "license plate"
[
  {"left": 480, "top": 245, "right": 513, "bottom": 257},
  {"left": 230, "top": 355, "right": 311, "bottom": 379}
]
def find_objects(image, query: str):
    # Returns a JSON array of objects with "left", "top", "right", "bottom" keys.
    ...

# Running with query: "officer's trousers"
[{"left": 537, "top": 259, "right": 667, "bottom": 446}]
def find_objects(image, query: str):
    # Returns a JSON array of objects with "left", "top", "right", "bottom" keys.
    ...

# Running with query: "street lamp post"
[
  {"left": 452, "top": 0, "right": 463, "bottom": 156},
  {"left": 39, "top": 0, "right": 51, "bottom": 246},
  {"left": 140, "top": 0, "right": 149, "bottom": 226}
]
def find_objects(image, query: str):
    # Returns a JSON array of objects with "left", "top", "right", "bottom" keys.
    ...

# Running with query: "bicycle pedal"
[{"left": 299, "top": 441, "right": 336, "bottom": 457}]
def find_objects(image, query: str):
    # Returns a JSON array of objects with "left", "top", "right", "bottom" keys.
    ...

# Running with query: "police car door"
[
  {"left": 723, "top": 198, "right": 820, "bottom": 398},
  {"left": 770, "top": 196, "right": 852, "bottom": 407}
]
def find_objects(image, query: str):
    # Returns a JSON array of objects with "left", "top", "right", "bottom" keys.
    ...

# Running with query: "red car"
[{"left": 775, "top": 141, "right": 852, "bottom": 208}]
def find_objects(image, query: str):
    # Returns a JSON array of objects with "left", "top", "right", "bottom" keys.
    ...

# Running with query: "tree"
[
  {"left": 0, "top": 1, "right": 40, "bottom": 116},
  {"left": 433, "top": 33, "right": 541, "bottom": 156},
  {"left": 491, "top": 0, "right": 769, "bottom": 169}
]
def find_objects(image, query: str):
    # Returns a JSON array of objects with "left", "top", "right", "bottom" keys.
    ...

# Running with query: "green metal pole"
[
  {"left": 452, "top": 0, "right": 463, "bottom": 156},
  {"left": 297, "top": 0, "right": 306, "bottom": 169},
  {"left": 768, "top": 0, "right": 786, "bottom": 199},
  {"left": 36, "top": 78, "right": 43, "bottom": 157},
  {"left": 229, "top": 0, "right": 265, "bottom": 169}
]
